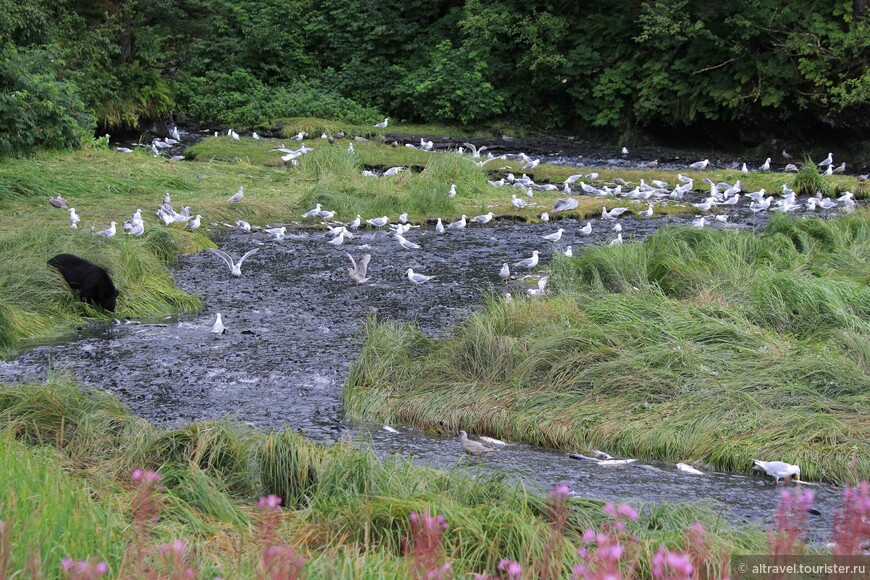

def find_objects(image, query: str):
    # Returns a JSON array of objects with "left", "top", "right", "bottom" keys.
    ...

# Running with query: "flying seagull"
[{"left": 206, "top": 248, "right": 259, "bottom": 277}]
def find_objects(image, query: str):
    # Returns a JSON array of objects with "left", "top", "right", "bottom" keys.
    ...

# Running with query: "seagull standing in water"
[
  {"left": 447, "top": 215, "right": 467, "bottom": 230},
  {"left": 211, "top": 313, "right": 227, "bottom": 338},
  {"left": 367, "top": 216, "right": 389, "bottom": 228},
  {"left": 459, "top": 431, "right": 494, "bottom": 455},
  {"left": 542, "top": 228, "right": 564, "bottom": 242},
  {"left": 405, "top": 268, "right": 435, "bottom": 285},
  {"left": 514, "top": 250, "right": 539, "bottom": 269},
  {"left": 346, "top": 253, "right": 371, "bottom": 284},
  {"left": 206, "top": 248, "right": 259, "bottom": 277},
  {"left": 753, "top": 460, "right": 801, "bottom": 485}
]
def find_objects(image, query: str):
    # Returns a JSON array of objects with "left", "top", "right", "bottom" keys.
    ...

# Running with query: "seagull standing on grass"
[
  {"left": 818, "top": 153, "right": 833, "bottom": 167},
  {"left": 347, "top": 253, "right": 371, "bottom": 284},
  {"left": 96, "top": 222, "right": 117, "bottom": 238},
  {"left": 206, "top": 248, "right": 259, "bottom": 277},
  {"left": 228, "top": 186, "right": 244, "bottom": 203},
  {"left": 374, "top": 118, "right": 389, "bottom": 129},
  {"left": 448, "top": 184, "right": 457, "bottom": 198},
  {"left": 68, "top": 208, "right": 81, "bottom": 229}
]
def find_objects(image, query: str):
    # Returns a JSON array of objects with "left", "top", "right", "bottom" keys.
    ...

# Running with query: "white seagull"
[
  {"left": 580, "top": 222, "right": 592, "bottom": 236},
  {"left": 96, "top": 222, "right": 117, "bottom": 238},
  {"left": 406, "top": 268, "right": 434, "bottom": 285},
  {"left": 236, "top": 220, "right": 252, "bottom": 232},
  {"left": 367, "top": 216, "right": 389, "bottom": 228},
  {"left": 447, "top": 215, "right": 467, "bottom": 230},
  {"left": 542, "top": 228, "right": 564, "bottom": 242},
  {"left": 394, "top": 234, "right": 420, "bottom": 250},
  {"left": 302, "top": 204, "right": 322, "bottom": 218},
  {"left": 228, "top": 186, "right": 244, "bottom": 203},
  {"left": 435, "top": 218, "right": 445, "bottom": 233},
  {"left": 206, "top": 248, "right": 259, "bottom": 277},
  {"left": 499, "top": 263, "right": 510, "bottom": 283},
  {"left": 346, "top": 215, "right": 362, "bottom": 229},
  {"left": 753, "top": 460, "right": 801, "bottom": 484},
  {"left": 818, "top": 152, "right": 833, "bottom": 167},
  {"left": 374, "top": 118, "right": 389, "bottom": 129},
  {"left": 448, "top": 184, "right": 457, "bottom": 198},
  {"left": 212, "top": 313, "right": 226, "bottom": 338},
  {"left": 513, "top": 250, "right": 539, "bottom": 269},
  {"left": 347, "top": 253, "right": 371, "bottom": 284},
  {"left": 68, "top": 208, "right": 81, "bottom": 229},
  {"left": 689, "top": 159, "right": 710, "bottom": 170},
  {"left": 265, "top": 226, "right": 286, "bottom": 240},
  {"left": 471, "top": 212, "right": 494, "bottom": 225}
]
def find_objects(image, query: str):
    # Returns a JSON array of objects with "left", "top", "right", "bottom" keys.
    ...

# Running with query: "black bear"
[{"left": 47, "top": 253, "right": 119, "bottom": 312}]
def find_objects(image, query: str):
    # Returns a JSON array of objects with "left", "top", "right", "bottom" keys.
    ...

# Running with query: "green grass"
[
  {"left": 344, "top": 212, "right": 870, "bottom": 484},
  {"left": 0, "top": 380, "right": 764, "bottom": 578},
  {"left": 270, "top": 116, "right": 512, "bottom": 141}
]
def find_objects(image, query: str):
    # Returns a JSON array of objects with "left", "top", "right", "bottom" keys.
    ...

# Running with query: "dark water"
[{"left": 1, "top": 196, "right": 858, "bottom": 543}]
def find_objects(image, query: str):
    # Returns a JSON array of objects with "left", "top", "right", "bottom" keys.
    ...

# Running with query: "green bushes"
[
  {"left": 0, "top": 46, "right": 94, "bottom": 156},
  {"left": 174, "top": 70, "right": 379, "bottom": 128}
]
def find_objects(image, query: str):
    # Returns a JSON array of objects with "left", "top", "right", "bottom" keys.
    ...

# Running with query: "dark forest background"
[{"left": 1, "top": 0, "right": 868, "bottom": 155}]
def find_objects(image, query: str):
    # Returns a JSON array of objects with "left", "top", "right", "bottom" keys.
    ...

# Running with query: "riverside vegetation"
[
  {"left": 4, "top": 131, "right": 861, "bottom": 356},
  {"left": 2, "top": 380, "right": 869, "bottom": 578},
  {"left": 1, "top": 128, "right": 868, "bottom": 576},
  {"left": 344, "top": 212, "right": 870, "bottom": 484}
]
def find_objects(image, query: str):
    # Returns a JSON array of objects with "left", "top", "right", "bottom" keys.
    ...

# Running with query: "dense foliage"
[{"left": 0, "top": 0, "right": 868, "bottom": 152}]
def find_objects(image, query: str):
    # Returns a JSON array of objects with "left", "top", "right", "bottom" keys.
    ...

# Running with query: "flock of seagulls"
[{"left": 82, "top": 127, "right": 863, "bottom": 478}]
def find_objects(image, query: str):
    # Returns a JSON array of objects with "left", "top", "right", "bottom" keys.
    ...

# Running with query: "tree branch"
[{"left": 692, "top": 57, "right": 736, "bottom": 75}]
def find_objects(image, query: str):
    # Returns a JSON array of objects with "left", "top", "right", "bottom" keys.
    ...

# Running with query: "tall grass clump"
[
  {"left": 791, "top": 159, "right": 834, "bottom": 196},
  {"left": 346, "top": 213, "right": 870, "bottom": 483},
  {"left": 0, "top": 380, "right": 771, "bottom": 578}
]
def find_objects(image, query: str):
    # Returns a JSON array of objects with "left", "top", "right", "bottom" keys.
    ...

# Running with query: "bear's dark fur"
[{"left": 47, "top": 253, "right": 118, "bottom": 312}]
